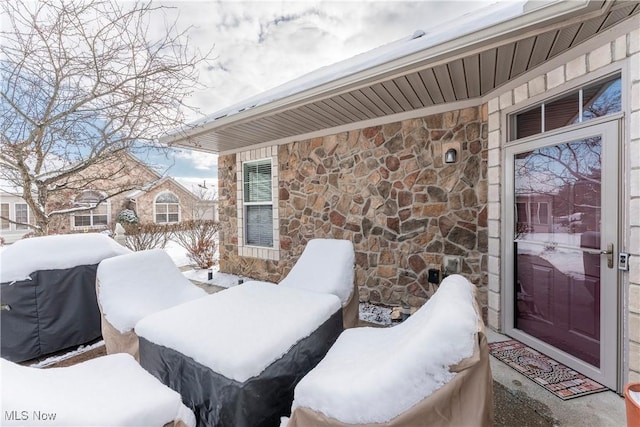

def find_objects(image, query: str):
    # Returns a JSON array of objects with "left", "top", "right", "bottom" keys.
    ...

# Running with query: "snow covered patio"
[{"left": 2, "top": 234, "right": 626, "bottom": 426}]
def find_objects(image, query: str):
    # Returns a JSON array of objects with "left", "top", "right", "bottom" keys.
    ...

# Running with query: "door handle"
[{"left": 601, "top": 243, "right": 614, "bottom": 269}]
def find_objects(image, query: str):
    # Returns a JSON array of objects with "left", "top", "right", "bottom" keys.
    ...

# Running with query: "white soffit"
[{"left": 163, "top": 0, "right": 638, "bottom": 154}]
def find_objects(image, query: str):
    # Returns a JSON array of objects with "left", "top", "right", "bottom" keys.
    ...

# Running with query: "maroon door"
[{"left": 514, "top": 136, "right": 602, "bottom": 367}]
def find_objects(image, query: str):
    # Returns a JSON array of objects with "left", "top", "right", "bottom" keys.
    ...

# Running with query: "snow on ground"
[
  {"left": 631, "top": 390, "right": 640, "bottom": 405},
  {"left": 163, "top": 239, "right": 192, "bottom": 268},
  {"left": 517, "top": 232, "right": 589, "bottom": 279},
  {"left": 359, "top": 303, "right": 392, "bottom": 326}
]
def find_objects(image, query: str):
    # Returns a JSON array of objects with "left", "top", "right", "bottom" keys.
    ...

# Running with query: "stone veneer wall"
[{"left": 219, "top": 106, "right": 489, "bottom": 314}]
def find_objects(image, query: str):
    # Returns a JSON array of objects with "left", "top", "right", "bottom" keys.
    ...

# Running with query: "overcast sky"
[{"left": 150, "top": 0, "right": 496, "bottom": 192}]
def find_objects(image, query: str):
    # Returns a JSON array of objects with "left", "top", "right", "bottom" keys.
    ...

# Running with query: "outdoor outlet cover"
[{"left": 428, "top": 269, "right": 440, "bottom": 284}]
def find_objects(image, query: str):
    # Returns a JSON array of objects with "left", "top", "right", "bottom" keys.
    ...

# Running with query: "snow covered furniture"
[
  {"left": 136, "top": 281, "right": 343, "bottom": 427},
  {"left": 280, "top": 238, "right": 357, "bottom": 329},
  {"left": 286, "top": 274, "right": 493, "bottom": 427},
  {"left": 1, "top": 353, "right": 196, "bottom": 427},
  {"left": 96, "top": 249, "right": 207, "bottom": 360},
  {"left": 0, "top": 233, "right": 130, "bottom": 362}
]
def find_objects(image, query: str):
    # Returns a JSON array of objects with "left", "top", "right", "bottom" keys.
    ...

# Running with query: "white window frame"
[
  {"left": 154, "top": 191, "right": 180, "bottom": 224},
  {"left": 243, "top": 158, "right": 274, "bottom": 248},
  {"left": 237, "top": 147, "right": 279, "bottom": 261},
  {"left": 1, "top": 203, "right": 9, "bottom": 230},
  {"left": 72, "top": 191, "right": 110, "bottom": 229},
  {"left": 14, "top": 203, "right": 29, "bottom": 230}
]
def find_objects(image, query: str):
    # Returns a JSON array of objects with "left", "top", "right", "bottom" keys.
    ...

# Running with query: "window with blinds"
[
  {"left": 155, "top": 191, "right": 180, "bottom": 223},
  {"left": 243, "top": 159, "right": 273, "bottom": 247},
  {"left": 510, "top": 74, "right": 621, "bottom": 141}
]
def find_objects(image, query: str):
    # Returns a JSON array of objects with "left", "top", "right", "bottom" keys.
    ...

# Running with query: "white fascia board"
[{"left": 161, "top": 0, "right": 604, "bottom": 147}]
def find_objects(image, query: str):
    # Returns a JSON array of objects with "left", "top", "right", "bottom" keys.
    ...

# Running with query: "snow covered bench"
[
  {"left": 0, "top": 233, "right": 130, "bottom": 362},
  {"left": 1, "top": 353, "right": 196, "bottom": 427},
  {"left": 285, "top": 274, "right": 493, "bottom": 427},
  {"left": 96, "top": 249, "right": 207, "bottom": 360},
  {"left": 136, "top": 284, "right": 343, "bottom": 426},
  {"left": 279, "top": 239, "right": 357, "bottom": 329}
]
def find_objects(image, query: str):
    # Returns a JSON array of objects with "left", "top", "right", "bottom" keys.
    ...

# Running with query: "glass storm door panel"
[{"left": 506, "top": 121, "right": 618, "bottom": 389}]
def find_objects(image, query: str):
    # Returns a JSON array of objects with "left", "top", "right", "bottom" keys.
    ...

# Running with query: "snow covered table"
[
  {"left": 1, "top": 353, "right": 196, "bottom": 426},
  {"left": 286, "top": 274, "right": 493, "bottom": 427},
  {"left": 136, "top": 281, "right": 343, "bottom": 427},
  {"left": 0, "top": 234, "right": 130, "bottom": 362}
]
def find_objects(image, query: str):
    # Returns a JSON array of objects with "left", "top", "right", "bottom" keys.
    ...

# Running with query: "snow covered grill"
[
  {"left": 136, "top": 281, "right": 343, "bottom": 426},
  {"left": 0, "top": 233, "right": 130, "bottom": 362}
]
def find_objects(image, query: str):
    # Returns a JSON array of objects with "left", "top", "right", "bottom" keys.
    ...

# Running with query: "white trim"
[{"left": 237, "top": 148, "right": 280, "bottom": 261}]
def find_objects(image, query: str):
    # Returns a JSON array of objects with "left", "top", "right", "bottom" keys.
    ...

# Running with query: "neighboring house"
[
  {"left": 0, "top": 153, "right": 217, "bottom": 240},
  {"left": 163, "top": 1, "right": 639, "bottom": 392},
  {"left": 0, "top": 190, "right": 33, "bottom": 243}
]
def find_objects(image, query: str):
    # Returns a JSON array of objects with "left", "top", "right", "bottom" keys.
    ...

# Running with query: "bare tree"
[{"left": 0, "top": 0, "right": 212, "bottom": 235}]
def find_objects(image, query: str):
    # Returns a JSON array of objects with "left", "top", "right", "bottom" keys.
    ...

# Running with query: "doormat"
[{"left": 488, "top": 340, "right": 607, "bottom": 400}]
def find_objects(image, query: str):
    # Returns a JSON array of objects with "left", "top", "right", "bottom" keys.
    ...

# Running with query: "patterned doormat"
[{"left": 489, "top": 340, "right": 608, "bottom": 400}]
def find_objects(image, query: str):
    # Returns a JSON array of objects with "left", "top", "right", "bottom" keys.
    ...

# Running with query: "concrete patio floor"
[{"left": 488, "top": 329, "right": 627, "bottom": 427}]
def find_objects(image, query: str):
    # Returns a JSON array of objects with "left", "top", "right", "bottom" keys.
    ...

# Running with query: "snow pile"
[
  {"left": 2, "top": 353, "right": 196, "bottom": 426},
  {"left": 136, "top": 281, "right": 341, "bottom": 382},
  {"left": 630, "top": 390, "right": 640, "bottom": 406},
  {"left": 291, "top": 274, "right": 478, "bottom": 424},
  {"left": 280, "top": 239, "right": 354, "bottom": 305},
  {"left": 97, "top": 249, "right": 207, "bottom": 333},
  {"left": 0, "top": 233, "right": 130, "bottom": 283},
  {"left": 359, "top": 302, "right": 392, "bottom": 326},
  {"left": 163, "top": 239, "right": 192, "bottom": 267}
]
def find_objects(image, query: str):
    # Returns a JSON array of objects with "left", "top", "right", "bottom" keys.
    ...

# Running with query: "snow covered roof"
[
  {"left": 161, "top": 0, "right": 630, "bottom": 153},
  {"left": 0, "top": 233, "right": 130, "bottom": 283}
]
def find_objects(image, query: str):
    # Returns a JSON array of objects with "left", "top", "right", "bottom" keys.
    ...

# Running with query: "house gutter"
[{"left": 161, "top": 0, "right": 608, "bottom": 148}]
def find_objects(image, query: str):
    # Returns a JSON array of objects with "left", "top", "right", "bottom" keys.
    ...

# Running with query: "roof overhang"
[{"left": 161, "top": 0, "right": 638, "bottom": 154}]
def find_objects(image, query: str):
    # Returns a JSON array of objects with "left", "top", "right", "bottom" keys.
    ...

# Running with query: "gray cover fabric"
[
  {"left": 139, "top": 309, "right": 343, "bottom": 427},
  {"left": 1, "top": 264, "right": 102, "bottom": 362}
]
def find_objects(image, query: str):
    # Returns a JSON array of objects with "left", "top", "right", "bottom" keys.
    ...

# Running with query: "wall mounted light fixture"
[{"left": 444, "top": 148, "right": 457, "bottom": 164}]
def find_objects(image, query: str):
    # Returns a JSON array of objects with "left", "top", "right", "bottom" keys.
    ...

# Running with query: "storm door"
[{"left": 504, "top": 121, "right": 619, "bottom": 389}]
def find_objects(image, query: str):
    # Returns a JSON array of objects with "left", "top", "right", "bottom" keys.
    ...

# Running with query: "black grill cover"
[
  {"left": 1, "top": 264, "right": 102, "bottom": 362},
  {"left": 140, "top": 309, "right": 343, "bottom": 427}
]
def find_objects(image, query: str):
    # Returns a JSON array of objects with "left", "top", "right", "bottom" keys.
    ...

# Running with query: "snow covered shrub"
[
  {"left": 170, "top": 220, "right": 220, "bottom": 269},
  {"left": 116, "top": 209, "right": 139, "bottom": 224},
  {"left": 121, "top": 222, "right": 171, "bottom": 251}
]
